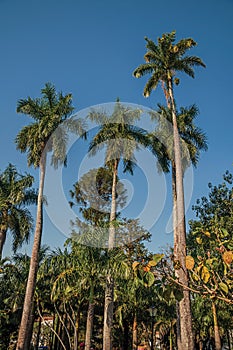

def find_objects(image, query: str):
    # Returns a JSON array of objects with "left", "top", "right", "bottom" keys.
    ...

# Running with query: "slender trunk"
[
  {"left": 16, "top": 154, "right": 46, "bottom": 350},
  {"left": 169, "top": 322, "right": 173, "bottom": 350},
  {"left": 53, "top": 315, "right": 60, "bottom": 350},
  {"left": 227, "top": 330, "right": 232, "bottom": 350},
  {"left": 172, "top": 163, "right": 178, "bottom": 259},
  {"left": 103, "top": 159, "right": 119, "bottom": 350},
  {"left": 76, "top": 309, "right": 80, "bottom": 345},
  {"left": 67, "top": 303, "right": 78, "bottom": 350},
  {"left": 172, "top": 165, "right": 182, "bottom": 350},
  {"left": 85, "top": 285, "right": 95, "bottom": 350},
  {"left": 103, "top": 275, "right": 114, "bottom": 350},
  {"left": 61, "top": 312, "right": 70, "bottom": 350},
  {"left": 132, "top": 312, "right": 137, "bottom": 350},
  {"left": 212, "top": 301, "right": 221, "bottom": 350},
  {"left": 24, "top": 307, "right": 35, "bottom": 349},
  {"left": 0, "top": 229, "right": 6, "bottom": 260},
  {"left": 85, "top": 303, "right": 94, "bottom": 350},
  {"left": 167, "top": 79, "right": 194, "bottom": 350},
  {"left": 108, "top": 159, "right": 118, "bottom": 249},
  {"left": 35, "top": 317, "right": 42, "bottom": 349}
]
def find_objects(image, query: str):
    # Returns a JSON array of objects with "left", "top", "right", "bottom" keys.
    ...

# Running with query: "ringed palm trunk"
[
  {"left": 172, "top": 163, "right": 182, "bottom": 350},
  {"left": 168, "top": 79, "right": 194, "bottom": 350},
  {"left": 212, "top": 301, "right": 221, "bottom": 350},
  {"left": 24, "top": 304, "right": 35, "bottom": 349},
  {"left": 85, "top": 284, "right": 95, "bottom": 350},
  {"left": 103, "top": 159, "right": 119, "bottom": 350},
  {"left": 16, "top": 154, "right": 46, "bottom": 350}
]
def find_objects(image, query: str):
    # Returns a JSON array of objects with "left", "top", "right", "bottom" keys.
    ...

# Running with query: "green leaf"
[
  {"left": 221, "top": 228, "right": 229, "bottom": 237},
  {"left": 219, "top": 282, "right": 228, "bottom": 294},
  {"left": 152, "top": 254, "right": 164, "bottom": 264},
  {"left": 144, "top": 271, "right": 155, "bottom": 287}
]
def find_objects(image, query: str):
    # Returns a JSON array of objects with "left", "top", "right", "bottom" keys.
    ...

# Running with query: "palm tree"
[
  {"left": 15, "top": 82, "right": 85, "bottom": 350},
  {"left": 88, "top": 100, "right": 166, "bottom": 350},
  {"left": 0, "top": 163, "right": 37, "bottom": 259},
  {"left": 133, "top": 31, "right": 206, "bottom": 349}
]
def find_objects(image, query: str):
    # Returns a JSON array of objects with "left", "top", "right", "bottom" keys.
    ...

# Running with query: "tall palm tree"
[
  {"left": 0, "top": 163, "right": 37, "bottom": 259},
  {"left": 133, "top": 31, "right": 206, "bottom": 350},
  {"left": 15, "top": 82, "right": 85, "bottom": 350},
  {"left": 88, "top": 100, "right": 167, "bottom": 350}
]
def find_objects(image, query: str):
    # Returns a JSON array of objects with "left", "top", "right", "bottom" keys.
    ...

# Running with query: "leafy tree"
[
  {"left": 187, "top": 171, "right": 233, "bottom": 349},
  {"left": 133, "top": 31, "right": 206, "bottom": 350},
  {"left": 70, "top": 166, "right": 127, "bottom": 247},
  {"left": 0, "top": 163, "right": 37, "bottom": 259},
  {"left": 15, "top": 82, "right": 85, "bottom": 350}
]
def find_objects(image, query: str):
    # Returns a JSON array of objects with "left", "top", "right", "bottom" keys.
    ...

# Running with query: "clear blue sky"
[{"left": 1, "top": 0, "right": 233, "bottom": 257}]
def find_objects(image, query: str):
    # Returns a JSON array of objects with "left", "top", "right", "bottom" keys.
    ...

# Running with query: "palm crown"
[
  {"left": 133, "top": 31, "right": 206, "bottom": 98},
  {"left": 0, "top": 164, "right": 37, "bottom": 256},
  {"left": 88, "top": 101, "right": 169, "bottom": 174},
  {"left": 151, "top": 104, "right": 208, "bottom": 171},
  {"left": 15, "top": 82, "right": 85, "bottom": 168}
]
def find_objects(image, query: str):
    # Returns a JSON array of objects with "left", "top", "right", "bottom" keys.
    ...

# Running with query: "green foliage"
[
  {"left": 70, "top": 166, "right": 127, "bottom": 227},
  {"left": 15, "top": 82, "right": 86, "bottom": 168},
  {"left": 0, "top": 249, "right": 48, "bottom": 349},
  {"left": 150, "top": 104, "right": 208, "bottom": 173},
  {"left": 133, "top": 31, "right": 205, "bottom": 98},
  {"left": 0, "top": 163, "right": 37, "bottom": 255},
  {"left": 88, "top": 100, "right": 165, "bottom": 172},
  {"left": 187, "top": 172, "right": 233, "bottom": 301}
]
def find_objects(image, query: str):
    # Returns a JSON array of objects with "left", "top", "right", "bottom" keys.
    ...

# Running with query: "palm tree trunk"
[
  {"left": 53, "top": 314, "right": 60, "bottom": 350},
  {"left": 16, "top": 154, "right": 46, "bottom": 350},
  {"left": 103, "top": 159, "right": 119, "bottom": 350},
  {"left": 103, "top": 275, "right": 114, "bottom": 350},
  {"left": 85, "top": 285, "right": 95, "bottom": 350},
  {"left": 24, "top": 307, "right": 35, "bottom": 349},
  {"left": 132, "top": 312, "right": 137, "bottom": 350},
  {"left": 212, "top": 301, "right": 221, "bottom": 350},
  {"left": 172, "top": 165, "right": 183, "bottom": 350},
  {"left": 167, "top": 80, "right": 194, "bottom": 350},
  {"left": 108, "top": 159, "right": 118, "bottom": 249},
  {"left": 35, "top": 316, "right": 42, "bottom": 349},
  {"left": 0, "top": 229, "right": 6, "bottom": 259}
]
